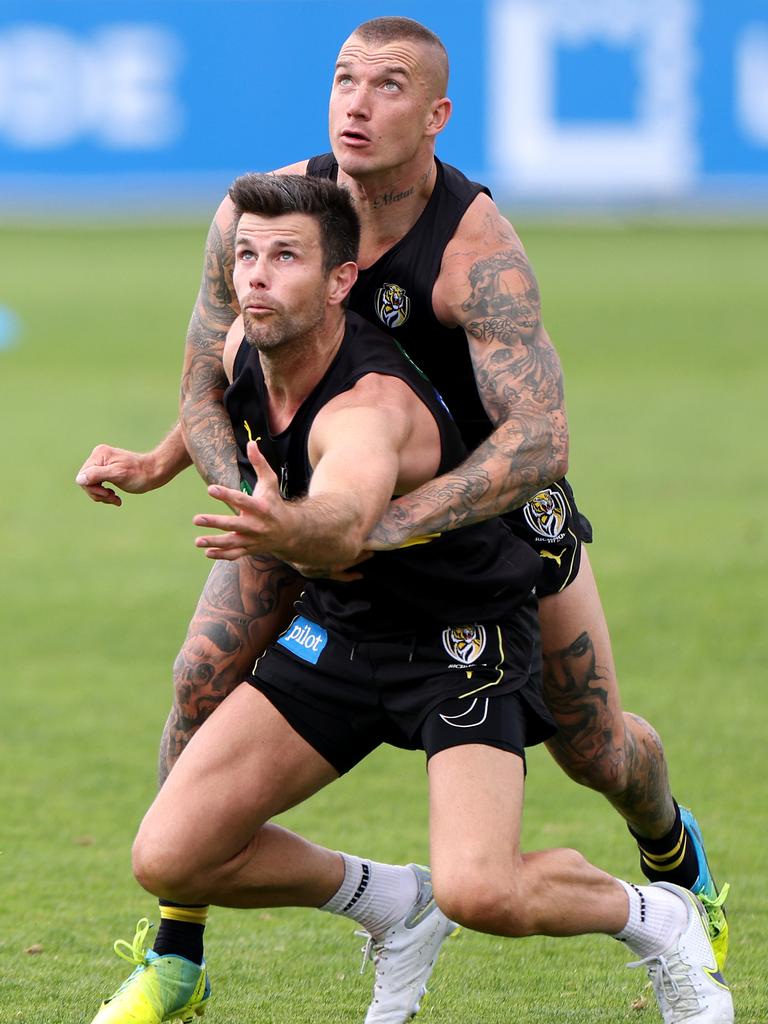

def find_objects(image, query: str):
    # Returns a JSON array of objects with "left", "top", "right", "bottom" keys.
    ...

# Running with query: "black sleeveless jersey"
[
  {"left": 223, "top": 311, "right": 541, "bottom": 637},
  {"left": 307, "top": 154, "right": 494, "bottom": 451}
]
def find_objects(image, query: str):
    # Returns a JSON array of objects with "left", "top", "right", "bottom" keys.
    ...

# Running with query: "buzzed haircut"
[
  {"left": 228, "top": 173, "right": 360, "bottom": 273},
  {"left": 352, "top": 16, "right": 449, "bottom": 94}
]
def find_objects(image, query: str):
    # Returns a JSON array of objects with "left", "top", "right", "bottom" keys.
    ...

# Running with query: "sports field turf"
[{"left": 1, "top": 218, "right": 766, "bottom": 1021}]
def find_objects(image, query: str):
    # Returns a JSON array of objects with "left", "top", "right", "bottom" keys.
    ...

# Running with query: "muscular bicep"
[
  {"left": 307, "top": 401, "right": 409, "bottom": 536},
  {"left": 436, "top": 199, "right": 566, "bottom": 430}
]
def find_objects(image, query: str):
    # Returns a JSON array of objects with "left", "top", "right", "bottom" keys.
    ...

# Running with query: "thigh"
[
  {"left": 538, "top": 547, "right": 624, "bottom": 750},
  {"left": 428, "top": 742, "right": 525, "bottom": 879},
  {"left": 141, "top": 682, "right": 338, "bottom": 868}
]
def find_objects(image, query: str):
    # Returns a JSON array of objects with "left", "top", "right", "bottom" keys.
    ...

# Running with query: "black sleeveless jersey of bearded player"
[{"left": 223, "top": 310, "right": 541, "bottom": 637}]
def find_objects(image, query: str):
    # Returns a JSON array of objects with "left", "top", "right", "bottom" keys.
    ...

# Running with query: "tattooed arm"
[
  {"left": 366, "top": 193, "right": 569, "bottom": 548},
  {"left": 178, "top": 196, "right": 242, "bottom": 488},
  {"left": 180, "top": 161, "right": 310, "bottom": 488}
]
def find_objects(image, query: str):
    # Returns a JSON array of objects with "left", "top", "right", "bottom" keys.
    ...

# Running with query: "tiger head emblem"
[
  {"left": 522, "top": 488, "right": 566, "bottom": 540},
  {"left": 442, "top": 624, "right": 487, "bottom": 665},
  {"left": 374, "top": 283, "right": 411, "bottom": 329}
]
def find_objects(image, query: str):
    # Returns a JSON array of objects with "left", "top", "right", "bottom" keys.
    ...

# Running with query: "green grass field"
[{"left": 1, "top": 219, "right": 766, "bottom": 1022}]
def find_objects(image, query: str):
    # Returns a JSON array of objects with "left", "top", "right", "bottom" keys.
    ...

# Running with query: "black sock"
[
  {"left": 630, "top": 801, "right": 700, "bottom": 890},
  {"left": 152, "top": 902, "right": 208, "bottom": 965}
]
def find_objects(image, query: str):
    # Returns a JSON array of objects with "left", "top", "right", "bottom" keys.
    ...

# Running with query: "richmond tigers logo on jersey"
[
  {"left": 374, "top": 283, "right": 411, "bottom": 328},
  {"left": 522, "top": 488, "right": 567, "bottom": 541},
  {"left": 442, "top": 624, "right": 487, "bottom": 665}
]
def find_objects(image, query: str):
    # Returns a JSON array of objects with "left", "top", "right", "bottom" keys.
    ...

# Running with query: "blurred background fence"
[{"left": 2, "top": 0, "right": 768, "bottom": 216}]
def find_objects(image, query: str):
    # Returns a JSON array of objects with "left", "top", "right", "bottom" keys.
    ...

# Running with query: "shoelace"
[
  {"left": 356, "top": 930, "right": 378, "bottom": 975},
  {"left": 698, "top": 882, "right": 729, "bottom": 929},
  {"left": 626, "top": 952, "right": 701, "bottom": 1017},
  {"left": 113, "top": 918, "right": 154, "bottom": 967}
]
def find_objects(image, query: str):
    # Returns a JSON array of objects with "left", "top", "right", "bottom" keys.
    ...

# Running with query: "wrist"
[{"left": 147, "top": 440, "right": 191, "bottom": 489}]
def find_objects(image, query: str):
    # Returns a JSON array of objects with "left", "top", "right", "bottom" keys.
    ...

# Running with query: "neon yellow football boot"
[{"left": 91, "top": 919, "right": 210, "bottom": 1024}]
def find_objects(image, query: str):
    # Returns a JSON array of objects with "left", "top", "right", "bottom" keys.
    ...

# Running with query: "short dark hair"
[
  {"left": 352, "top": 17, "right": 449, "bottom": 93},
  {"left": 228, "top": 173, "right": 360, "bottom": 272}
]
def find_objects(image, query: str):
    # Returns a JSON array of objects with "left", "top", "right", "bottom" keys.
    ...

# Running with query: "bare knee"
[
  {"left": 433, "top": 863, "right": 530, "bottom": 937},
  {"left": 132, "top": 828, "right": 195, "bottom": 903},
  {"left": 131, "top": 817, "right": 223, "bottom": 905}
]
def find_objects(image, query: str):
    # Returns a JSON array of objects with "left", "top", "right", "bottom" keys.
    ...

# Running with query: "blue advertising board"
[{"left": 1, "top": 0, "right": 767, "bottom": 211}]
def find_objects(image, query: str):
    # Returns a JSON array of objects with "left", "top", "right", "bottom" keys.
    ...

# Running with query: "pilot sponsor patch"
[{"left": 277, "top": 615, "right": 328, "bottom": 665}]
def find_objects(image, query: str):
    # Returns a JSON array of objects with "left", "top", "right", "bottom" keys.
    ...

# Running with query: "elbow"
[
  {"left": 331, "top": 529, "right": 367, "bottom": 566},
  {"left": 552, "top": 444, "right": 569, "bottom": 482},
  {"left": 547, "top": 413, "right": 569, "bottom": 483}
]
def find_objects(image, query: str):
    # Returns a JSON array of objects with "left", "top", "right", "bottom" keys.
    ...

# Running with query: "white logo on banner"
[
  {"left": 0, "top": 24, "right": 183, "bottom": 149},
  {"left": 737, "top": 25, "right": 768, "bottom": 146},
  {"left": 488, "top": 0, "right": 695, "bottom": 195}
]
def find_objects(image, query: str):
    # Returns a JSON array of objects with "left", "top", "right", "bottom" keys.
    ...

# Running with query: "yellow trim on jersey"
[{"left": 398, "top": 532, "right": 442, "bottom": 548}]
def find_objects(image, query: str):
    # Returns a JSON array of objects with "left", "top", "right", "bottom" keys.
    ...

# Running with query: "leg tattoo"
[{"left": 543, "top": 631, "right": 675, "bottom": 837}]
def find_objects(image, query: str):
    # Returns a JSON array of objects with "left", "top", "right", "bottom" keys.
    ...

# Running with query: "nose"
[
  {"left": 345, "top": 84, "right": 371, "bottom": 121},
  {"left": 247, "top": 254, "right": 271, "bottom": 289}
]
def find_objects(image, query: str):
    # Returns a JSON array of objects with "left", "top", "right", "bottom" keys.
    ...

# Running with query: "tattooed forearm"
[
  {"left": 180, "top": 215, "right": 241, "bottom": 488},
  {"left": 367, "top": 466, "right": 494, "bottom": 547},
  {"left": 366, "top": 418, "right": 557, "bottom": 547},
  {"left": 469, "top": 324, "right": 566, "bottom": 425}
]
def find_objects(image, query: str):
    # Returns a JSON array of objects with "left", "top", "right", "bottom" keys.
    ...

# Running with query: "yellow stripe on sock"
[
  {"left": 160, "top": 904, "right": 210, "bottom": 925},
  {"left": 638, "top": 825, "right": 686, "bottom": 865},
  {"left": 641, "top": 837, "right": 688, "bottom": 873}
]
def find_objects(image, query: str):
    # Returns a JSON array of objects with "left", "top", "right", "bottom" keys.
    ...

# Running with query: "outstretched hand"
[
  {"left": 194, "top": 441, "right": 290, "bottom": 560},
  {"left": 194, "top": 441, "right": 371, "bottom": 579},
  {"left": 75, "top": 444, "right": 157, "bottom": 506}
]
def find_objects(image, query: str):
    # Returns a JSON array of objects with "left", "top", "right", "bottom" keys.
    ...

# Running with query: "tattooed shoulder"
[{"left": 195, "top": 204, "right": 239, "bottom": 344}]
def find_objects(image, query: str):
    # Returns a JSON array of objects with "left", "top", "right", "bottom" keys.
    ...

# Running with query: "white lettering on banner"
[
  {"left": 737, "top": 24, "right": 768, "bottom": 147},
  {"left": 0, "top": 24, "right": 183, "bottom": 150},
  {"left": 488, "top": 0, "right": 695, "bottom": 195}
]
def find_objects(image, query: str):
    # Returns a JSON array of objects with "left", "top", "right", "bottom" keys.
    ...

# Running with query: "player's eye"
[
  {"left": 336, "top": 74, "right": 353, "bottom": 87},
  {"left": 238, "top": 248, "right": 255, "bottom": 261},
  {"left": 277, "top": 251, "right": 296, "bottom": 262},
  {"left": 382, "top": 79, "right": 401, "bottom": 92}
]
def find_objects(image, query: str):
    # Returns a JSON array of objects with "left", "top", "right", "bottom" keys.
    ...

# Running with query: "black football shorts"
[
  {"left": 248, "top": 594, "right": 555, "bottom": 775},
  {"left": 505, "top": 477, "right": 593, "bottom": 597}
]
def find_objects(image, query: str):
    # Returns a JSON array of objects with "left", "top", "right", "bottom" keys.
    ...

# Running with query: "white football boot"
[
  {"left": 360, "top": 864, "right": 458, "bottom": 1023},
  {"left": 627, "top": 882, "right": 733, "bottom": 1023}
]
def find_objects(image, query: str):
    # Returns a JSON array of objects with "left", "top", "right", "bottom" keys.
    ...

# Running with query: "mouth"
[{"left": 340, "top": 129, "right": 370, "bottom": 145}]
